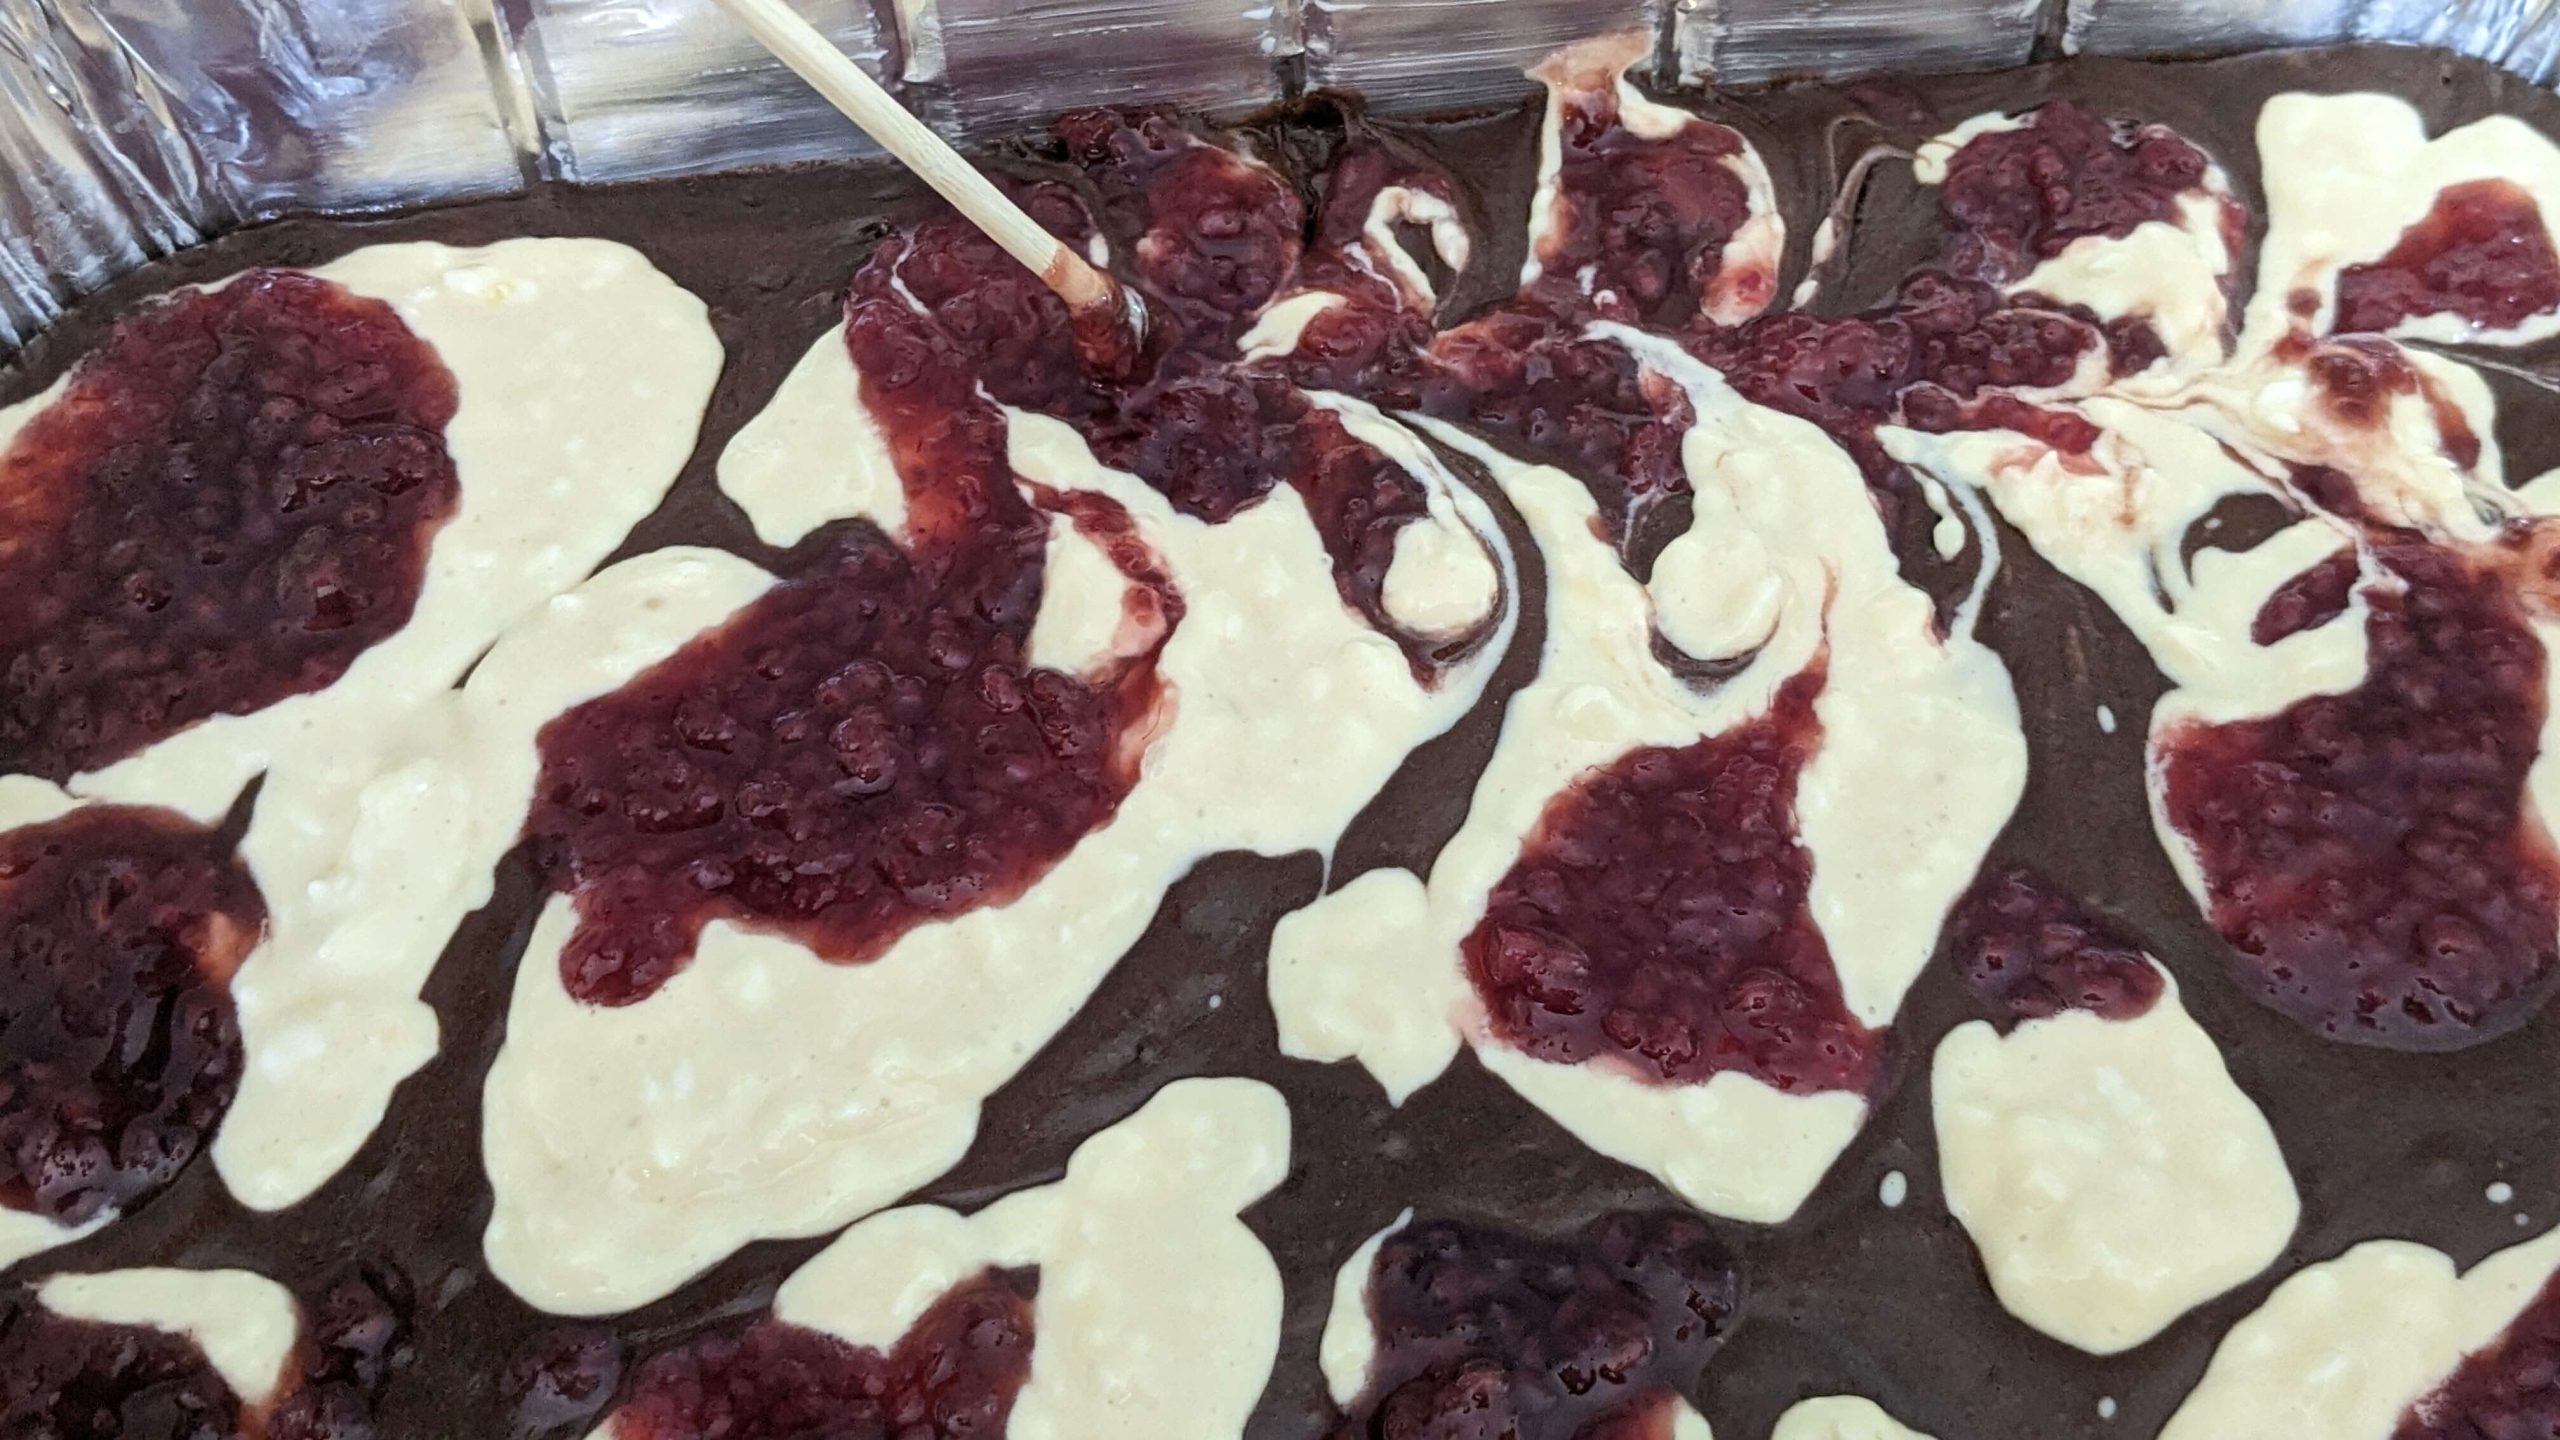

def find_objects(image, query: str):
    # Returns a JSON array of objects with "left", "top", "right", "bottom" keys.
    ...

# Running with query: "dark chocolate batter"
[{"left": 5, "top": 41, "right": 2560, "bottom": 1440}]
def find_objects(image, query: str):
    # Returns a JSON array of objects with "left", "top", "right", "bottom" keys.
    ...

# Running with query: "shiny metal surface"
[
  {"left": 1678, "top": 0, "right": 2043, "bottom": 85},
  {"left": 4, "top": 0, "right": 2557, "bottom": 354},
  {"left": 924, "top": 0, "right": 1279, "bottom": 136},
  {"left": 507, "top": 0, "right": 885, "bottom": 181},
  {"left": 1305, "top": 0, "right": 1653, "bottom": 111},
  {"left": 2066, "top": 0, "right": 2560, "bottom": 83}
]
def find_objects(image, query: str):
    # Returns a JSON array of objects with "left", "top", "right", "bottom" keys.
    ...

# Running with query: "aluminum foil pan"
[{"left": 2, "top": 0, "right": 2556, "bottom": 353}]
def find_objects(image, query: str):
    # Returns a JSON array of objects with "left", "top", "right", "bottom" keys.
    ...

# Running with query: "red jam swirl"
[
  {"left": 1696, "top": 103, "right": 2206, "bottom": 478},
  {"left": 872, "top": 117, "right": 1456, "bottom": 670},
  {"left": 1462, "top": 671, "right": 1884, "bottom": 1094},
  {"left": 263, "top": 1263, "right": 415, "bottom": 1440},
  {"left": 523, "top": 172, "right": 1190, "bottom": 1008},
  {"left": 0, "top": 806, "right": 262, "bottom": 1229},
  {"left": 2159, "top": 537, "right": 2560, "bottom": 1047},
  {"left": 1945, "top": 870, "right": 2165, "bottom": 1026},
  {"left": 1420, "top": 65, "right": 1753, "bottom": 538},
  {"left": 1693, "top": 102, "right": 2210, "bottom": 475},
  {"left": 1527, "top": 62, "right": 1759, "bottom": 329},
  {"left": 1691, "top": 272, "right": 2102, "bottom": 481},
  {"left": 1294, "top": 91, "right": 2213, "bottom": 1094},
  {"left": 609, "top": 1268, "right": 1036, "bottom": 1440},
  {"left": 1329, "top": 1213, "right": 1739, "bottom": 1440},
  {"left": 0, "top": 1296, "right": 245, "bottom": 1440},
  {"left": 2250, "top": 546, "right": 2360, "bottom": 646},
  {"left": 0, "top": 270, "right": 459, "bottom": 781},
  {"left": 1273, "top": 98, "right": 2183, "bottom": 538},
  {"left": 1936, "top": 103, "right": 2214, "bottom": 284},
  {"left": 2284, "top": 338, "right": 2484, "bottom": 474},
  {"left": 2334, "top": 179, "right": 2560, "bottom": 336},
  {"left": 0, "top": 1263, "right": 410, "bottom": 1440},
  {"left": 525, "top": 507, "right": 1174, "bottom": 1008},
  {"left": 2395, "top": 1265, "right": 2560, "bottom": 1440}
]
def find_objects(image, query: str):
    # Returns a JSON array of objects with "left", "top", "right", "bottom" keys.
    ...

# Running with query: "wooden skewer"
[{"left": 710, "top": 0, "right": 1129, "bottom": 327}]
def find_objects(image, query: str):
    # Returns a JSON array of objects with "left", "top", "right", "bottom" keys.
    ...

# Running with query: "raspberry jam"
[
  {"left": 2395, "top": 1267, "right": 2560, "bottom": 1440},
  {"left": 2288, "top": 337, "right": 2485, "bottom": 471},
  {"left": 608, "top": 1268, "right": 1036, "bottom": 1440},
  {"left": 1688, "top": 104, "right": 2207, "bottom": 477},
  {"left": 1945, "top": 870, "right": 2165, "bottom": 1026},
  {"left": 2250, "top": 547, "right": 2360, "bottom": 645},
  {"left": 0, "top": 1297, "right": 244, "bottom": 1440},
  {"left": 1272, "top": 102, "right": 2155, "bottom": 535},
  {"left": 0, "top": 806, "right": 262, "bottom": 1229},
  {"left": 1329, "top": 1214, "right": 1738, "bottom": 1440},
  {"left": 0, "top": 271, "right": 459, "bottom": 782},
  {"left": 1417, "top": 307, "right": 1698, "bottom": 545},
  {"left": 1528, "top": 65, "right": 1758, "bottom": 329},
  {"left": 1054, "top": 110, "right": 1302, "bottom": 349},
  {"left": 1462, "top": 672, "right": 1884, "bottom": 1094},
  {"left": 526, "top": 516, "right": 1174, "bottom": 1007},
  {"left": 1407, "top": 57, "right": 1756, "bottom": 538},
  {"left": 1251, "top": 75, "right": 1743, "bottom": 541},
  {"left": 2334, "top": 179, "right": 2560, "bottom": 336},
  {"left": 1283, "top": 91, "right": 2186, "bottom": 1095},
  {"left": 1691, "top": 273, "right": 2101, "bottom": 481},
  {"left": 263, "top": 1263, "right": 414, "bottom": 1440},
  {"left": 0, "top": 1264, "right": 412, "bottom": 1440},
  {"left": 2158, "top": 538, "right": 2560, "bottom": 1047},
  {"left": 525, "top": 190, "right": 1187, "bottom": 1006},
  {"left": 1936, "top": 102, "right": 2213, "bottom": 284},
  {"left": 863, "top": 115, "right": 1451, "bottom": 667}
]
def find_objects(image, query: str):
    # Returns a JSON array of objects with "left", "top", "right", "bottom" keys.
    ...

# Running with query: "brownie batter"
[{"left": 3, "top": 39, "right": 2559, "bottom": 1440}]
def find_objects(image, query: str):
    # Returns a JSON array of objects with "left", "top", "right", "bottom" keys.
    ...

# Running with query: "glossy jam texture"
[
  {"left": 0, "top": 1264, "right": 411, "bottom": 1440},
  {"left": 1267, "top": 82, "right": 1732, "bottom": 540},
  {"left": 1423, "top": 63, "right": 1751, "bottom": 535},
  {"left": 1378, "top": 85, "right": 2198, "bottom": 1102},
  {"left": 0, "top": 806, "right": 262, "bottom": 1228},
  {"left": 1278, "top": 93, "right": 2158, "bottom": 537},
  {"left": 1689, "top": 102, "right": 2201, "bottom": 478},
  {"left": 2396, "top": 1267, "right": 2560, "bottom": 1440},
  {"left": 0, "top": 1297, "right": 243, "bottom": 1440},
  {"left": 2286, "top": 339, "right": 2486, "bottom": 474},
  {"left": 1463, "top": 672, "right": 1884, "bottom": 1094},
  {"left": 2251, "top": 546, "right": 2361, "bottom": 645},
  {"left": 527, "top": 518, "right": 1173, "bottom": 1007},
  {"left": 1936, "top": 102, "right": 2211, "bottom": 283},
  {"left": 1415, "top": 309, "right": 1695, "bottom": 544},
  {"left": 1692, "top": 273, "right": 2101, "bottom": 480},
  {"left": 1529, "top": 64, "right": 1757, "bottom": 328},
  {"left": 2159, "top": 538, "right": 2560, "bottom": 1047},
  {"left": 609, "top": 1267, "right": 1036, "bottom": 1440},
  {"left": 2333, "top": 179, "right": 2560, "bottom": 336},
  {"left": 525, "top": 180, "right": 1192, "bottom": 1008},
  {"left": 872, "top": 115, "right": 1453, "bottom": 667},
  {"left": 264, "top": 1264, "right": 415, "bottom": 1440},
  {"left": 533, "top": 106, "right": 1607, "bottom": 1003},
  {"left": 0, "top": 270, "right": 460, "bottom": 781},
  {"left": 1945, "top": 870, "right": 2165, "bottom": 1026},
  {"left": 1055, "top": 110, "right": 1300, "bottom": 349},
  {"left": 1330, "top": 1213, "right": 1738, "bottom": 1440}
]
